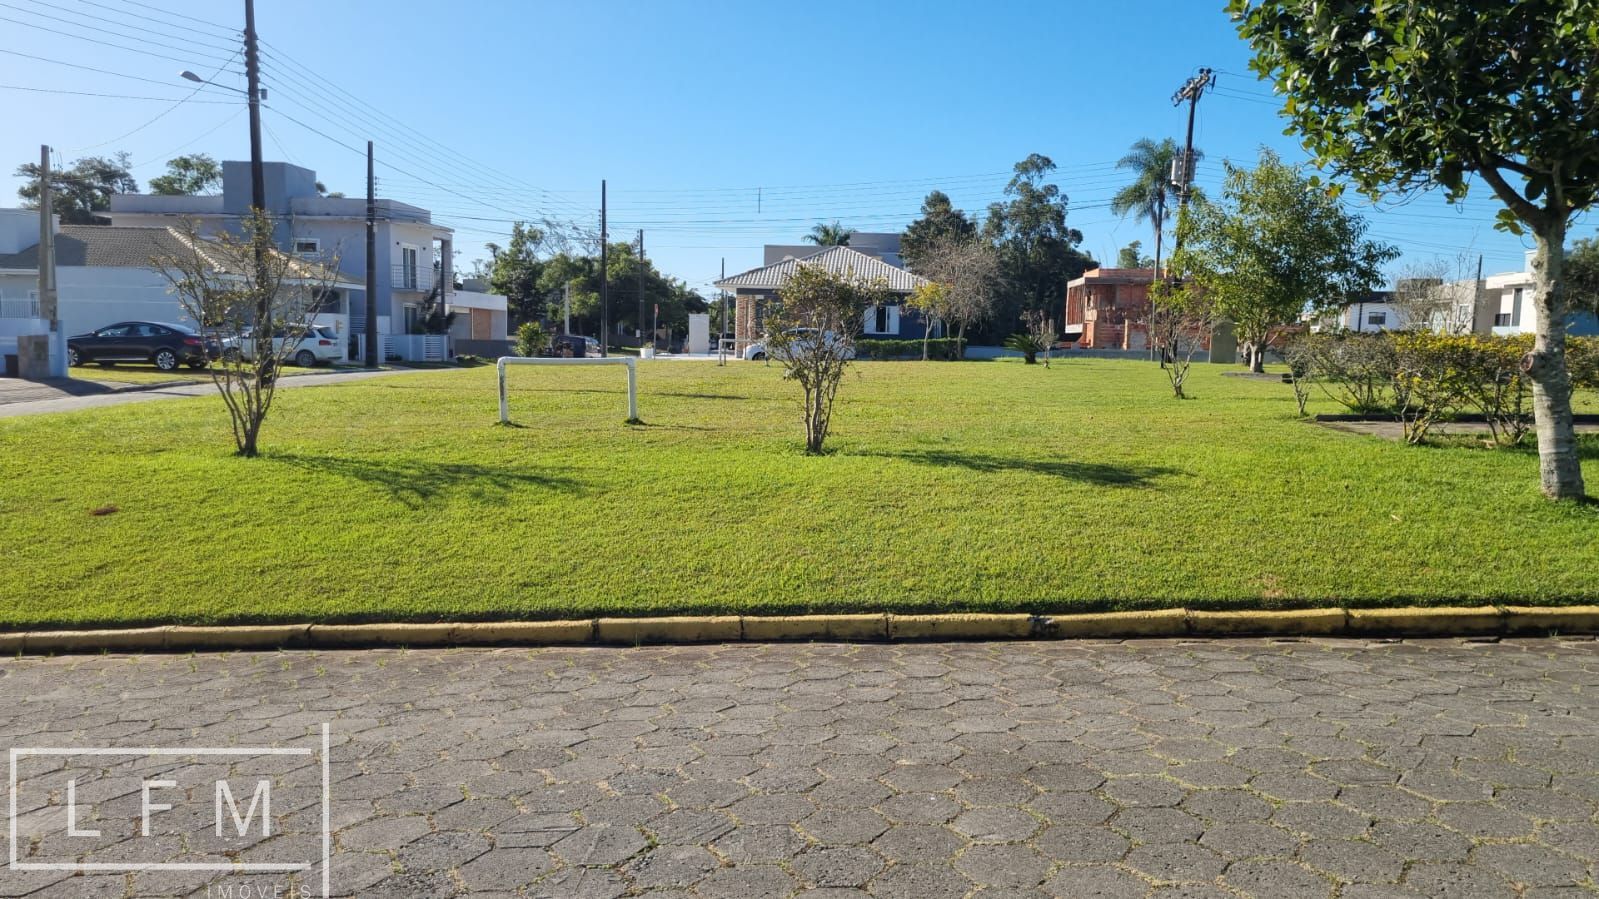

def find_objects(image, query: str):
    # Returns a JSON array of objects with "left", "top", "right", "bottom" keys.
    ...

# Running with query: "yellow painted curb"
[
  {"left": 0, "top": 632, "right": 26, "bottom": 653},
  {"left": 1346, "top": 606, "right": 1504, "bottom": 636},
  {"left": 1051, "top": 609, "right": 1189, "bottom": 638},
  {"left": 24, "top": 627, "right": 169, "bottom": 652},
  {"left": 742, "top": 614, "right": 888, "bottom": 641},
  {"left": 449, "top": 621, "right": 595, "bottom": 644},
  {"left": 166, "top": 625, "right": 311, "bottom": 649},
  {"left": 1187, "top": 608, "right": 1348, "bottom": 636},
  {"left": 1502, "top": 606, "right": 1599, "bottom": 635},
  {"left": 595, "top": 616, "right": 742, "bottom": 644},
  {"left": 888, "top": 613, "right": 1034, "bottom": 640},
  {"left": 308, "top": 623, "right": 456, "bottom": 647}
]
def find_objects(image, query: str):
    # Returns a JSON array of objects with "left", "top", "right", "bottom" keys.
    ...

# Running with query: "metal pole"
[
  {"left": 599, "top": 179, "right": 608, "bottom": 357},
  {"left": 364, "top": 141, "right": 377, "bottom": 368},
  {"left": 563, "top": 281, "right": 571, "bottom": 335},
  {"left": 637, "top": 229, "right": 645, "bottom": 350},
  {"left": 38, "top": 145, "right": 61, "bottom": 375},
  {"left": 719, "top": 257, "right": 727, "bottom": 365}
]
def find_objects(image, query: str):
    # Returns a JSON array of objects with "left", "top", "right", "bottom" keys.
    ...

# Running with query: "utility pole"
[
  {"left": 242, "top": 0, "right": 265, "bottom": 214},
  {"left": 636, "top": 229, "right": 646, "bottom": 350},
  {"left": 599, "top": 179, "right": 608, "bottom": 357},
  {"left": 1171, "top": 67, "right": 1214, "bottom": 216},
  {"left": 38, "top": 145, "right": 61, "bottom": 376},
  {"left": 563, "top": 281, "right": 571, "bottom": 335},
  {"left": 364, "top": 141, "right": 377, "bottom": 368},
  {"left": 718, "top": 257, "right": 727, "bottom": 366}
]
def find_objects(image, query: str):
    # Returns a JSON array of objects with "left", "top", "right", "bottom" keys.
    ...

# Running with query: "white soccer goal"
[{"left": 496, "top": 356, "right": 639, "bottom": 424}]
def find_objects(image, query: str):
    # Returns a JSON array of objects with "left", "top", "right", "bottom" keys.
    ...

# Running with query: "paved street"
[
  {"left": 2, "top": 639, "right": 1595, "bottom": 898},
  {"left": 0, "top": 368, "right": 419, "bottom": 418}
]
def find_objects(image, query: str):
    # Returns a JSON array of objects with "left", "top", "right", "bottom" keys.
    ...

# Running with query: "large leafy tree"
[
  {"left": 1229, "top": 0, "right": 1599, "bottom": 499},
  {"left": 1569, "top": 236, "right": 1599, "bottom": 317},
  {"left": 15, "top": 152, "right": 137, "bottom": 223},
  {"left": 804, "top": 221, "right": 853, "bottom": 246},
  {"left": 531, "top": 242, "right": 705, "bottom": 339},
  {"left": 1110, "top": 138, "right": 1199, "bottom": 274},
  {"left": 487, "top": 222, "right": 548, "bottom": 325},
  {"left": 1175, "top": 149, "right": 1397, "bottom": 372},
  {"left": 982, "top": 154, "right": 1095, "bottom": 340},
  {"left": 901, "top": 191, "right": 977, "bottom": 268},
  {"left": 149, "top": 154, "right": 222, "bottom": 196}
]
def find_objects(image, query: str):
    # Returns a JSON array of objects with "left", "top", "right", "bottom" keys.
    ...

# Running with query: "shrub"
[
  {"left": 1005, "top": 332, "right": 1047, "bottom": 365},
  {"left": 1569, "top": 336, "right": 1599, "bottom": 390},
  {"left": 855, "top": 338, "right": 967, "bottom": 361},
  {"left": 1294, "top": 331, "right": 1397, "bottom": 413},
  {"left": 1459, "top": 334, "right": 1534, "bottom": 446},
  {"left": 515, "top": 321, "right": 549, "bottom": 358},
  {"left": 1392, "top": 332, "right": 1475, "bottom": 444}
]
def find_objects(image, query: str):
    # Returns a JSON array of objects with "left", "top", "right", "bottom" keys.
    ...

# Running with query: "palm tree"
[
  {"left": 1109, "top": 138, "right": 1202, "bottom": 274},
  {"left": 804, "top": 221, "right": 853, "bottom": 246}
]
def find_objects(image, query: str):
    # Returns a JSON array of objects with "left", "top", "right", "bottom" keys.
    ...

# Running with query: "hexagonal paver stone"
[
  {"left": 1101, "top": 776, "right": 1186, "bottom": 808},
  {"left": 812, "top": 779, "right": 895, "bottom": 809},
  {"left": 1028, "top": 792, "right": 1117, "bottom": 826},
  {"left": 1109, "top": 808, "right": 1205, "bottom": 844},
  {"left": 868, "top": 861, "right": 975, "bottom": 899},
  {"left": 456, "top": 848, "right": 556, "bottom": 891},
  {"left": 1400, "top": 862, "right": 1517, "bottom": 899},
  {"left": 1124, "top": 842, "right": 1225, "bottom": 883},
  {"left": 396, "top": 831, "right": 492, "bottom": 873},
  {"left": 362, "top": 871, "right": 459, "bottom": 898},
  {"left": 793, "top": 847, "right": 887, "bottom": 888},
  {"left": 648, "top": 809, "right": 735, "bottom": 845},
  {"left": 1221, "top": 859, "right": 1336, "bottom": 899},
  {"left": 1470, "top": 843, "right": 1590, "bottom": 887},
  {"left": 877, "top": 792, "right": 963, "bottom": 825},
  {"left": 883, "top": 765, "right": 966, "bottom": 793},
  {"left": 1027, "top": 763, "right": 1106, "bottom": 793},
  {"left": 1298, "top": 838, "right": 1405, "bottom": 884},
  {"left": 802, "top": 809, "right": 891, "bottom": 846},
  {"left": 1270, "top": 802, "right": 1371, "bottom": 839},
  {"left": 1431, "top": 802, "right": 1534, "bottom": 840},
  {"left": 526, "top": 866, "right": 628, "bottom": 899},
  {"left": 695, "top": 864, "right": 801, "bottom": 899},
  {"left": 872, "top": 825, "right": 965, "bottom": 864},
  {"left": 1043, "top": 864, "right": 1149, "bottom": 899},
  {"left": 729, "top": 793, "right": 817, "bottom": 825},
  {"left": 1179, "top": 788, "right": 1274, "bottom": 822},
  {"left": 1034, "top": 825, "right": 1131, "bottom": 863},
  {"left": 955, "top": 844, "right": 1052, "bottom": 889},
  {"left": 337, "top": 814, "right": 431, "bottom": 850},
  {"left": 622, "top": 844, "right": 720, "bottom": 890},
  {"left": 952, "top": 807, "right": 1042, "bottom": 843},
  {"left": 1196, "top": 822, "right": 1298, "bottom": 860},
  {"left": 551, "top": 824, "right": 648, "bottom": 866}
]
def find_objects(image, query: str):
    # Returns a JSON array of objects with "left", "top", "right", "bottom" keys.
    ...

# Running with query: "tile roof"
[{"left": 714, "top": 245, "right": 929, "bottom": 294}]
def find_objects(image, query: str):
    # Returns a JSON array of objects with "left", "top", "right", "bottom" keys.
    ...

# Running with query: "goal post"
[{"left": 496, "top": 356, "right": 639, "bottom": 424}]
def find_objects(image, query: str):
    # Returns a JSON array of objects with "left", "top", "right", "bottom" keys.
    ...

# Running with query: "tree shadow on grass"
[
  {"left": 863, "top": 449, "right": 1179, "bottom": 488},
  {"left": 270, "top": 453, "right": 583, "bottom": 509}
]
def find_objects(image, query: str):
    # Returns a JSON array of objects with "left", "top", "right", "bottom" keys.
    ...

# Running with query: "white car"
[
  {"left": 224, "top": 324, "right": 343, "bottom": 367},
  {"left": 744, "top": 328, "right": 854, "bottom": 362}
]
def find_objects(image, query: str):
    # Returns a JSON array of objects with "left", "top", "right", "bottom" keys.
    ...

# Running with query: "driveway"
[
  {"left": 1, "top": 638, "right": 1594, "bottom": 898},
  {"left": 0, "top": 368, "right": 420, "bottom": 419}
]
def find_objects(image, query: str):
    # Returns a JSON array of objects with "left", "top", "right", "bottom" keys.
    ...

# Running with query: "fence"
[{"left": 355, "top": 333, "right": 449, "bottom": 363}]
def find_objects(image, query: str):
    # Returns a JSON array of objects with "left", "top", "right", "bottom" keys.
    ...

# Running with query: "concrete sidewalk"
[{"left": 0, "top": 367, "right": 420, "bottom": 419}]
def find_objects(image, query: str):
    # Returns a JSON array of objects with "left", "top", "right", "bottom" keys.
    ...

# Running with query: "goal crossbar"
[{"left": 497, "top": 356, "right": 638, "bottom": 424}]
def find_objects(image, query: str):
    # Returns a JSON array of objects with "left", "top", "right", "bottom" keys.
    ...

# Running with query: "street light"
[{"left": 178, "top": 71, "right": 264, "bottom": 99}]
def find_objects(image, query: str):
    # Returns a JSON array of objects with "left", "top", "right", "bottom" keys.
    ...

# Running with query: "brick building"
[{"left": 1063, "top": 267, "right": 1157, "bottom": 349}]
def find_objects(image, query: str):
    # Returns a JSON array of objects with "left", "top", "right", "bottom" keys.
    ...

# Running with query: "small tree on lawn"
[
  {"left": 1175, "top": 149, "right": 1396, "bottom": 373},
  {"left": 911, "top": 234, "right": 1002, "bottom": 350},
  {"left": 904, "top": 282, "right": 951, "bottom": 361},
  {"left": 766, "top": 264, "right": 887, "bottom": 454},
  {"left": 1149, "top": 279, "right": 1212, "bottom": 399},
  {"left": 1230, "top": 0, "right": 1599, "bottom": 499},
  {"left": 156, "top": 212, "right": 335, "bottom": 457},
  {"left": 1007, "top": 310, "right": 1054, "bottom": 367}
]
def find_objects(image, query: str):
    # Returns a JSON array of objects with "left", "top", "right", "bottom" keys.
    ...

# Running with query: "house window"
[
  {"left": 403, "top": 304, "right": 419, "bottom": 334},
  {"left": 1366, "top": 311, "right": 1386, "bottom": 327},
  {"left": 874, "top": 305, "right": 889, "bottom": 334},
  {"left": 400, "top": 246, "right": 418, "bottom": 290},
  {"left": 292, "top": 238, "right": 321, "bottom": 256},
  {"left": 1511, "top": 287, "right": 1524, "bottom": 326},
  {"left": 865, "top": 304, "right": 900, "bottom": 336}
]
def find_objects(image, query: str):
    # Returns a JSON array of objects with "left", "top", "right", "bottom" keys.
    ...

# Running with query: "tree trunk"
[
  {"left": 1249, "top": 343, "right": 1265, "bottom": 373},
  {"left": 1527, "top": 223, "right": 1586, "bottom": 500}
]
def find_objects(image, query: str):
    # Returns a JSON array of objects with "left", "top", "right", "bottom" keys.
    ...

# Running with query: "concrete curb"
[{"left": 4, "top": 607, "right": 1597, "bottom": 655}]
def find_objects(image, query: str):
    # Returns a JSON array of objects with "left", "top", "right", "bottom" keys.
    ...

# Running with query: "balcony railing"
[
  {"left": 391, "top": 265, "right": 441, "bottom": 292},
  {"left": 0, "top": 298, "right": 40, "bottom": 319}
]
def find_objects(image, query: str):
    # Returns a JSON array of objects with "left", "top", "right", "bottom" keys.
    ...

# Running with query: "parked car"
[
  {"left": 67, "top": 321, "right": 219, "bottom": 371},
  {"left": 743, "top": 328, "right": 854, "bottom": 362},
  {"left": 222, "top": 324, "right": 342, "bottom": 367}
]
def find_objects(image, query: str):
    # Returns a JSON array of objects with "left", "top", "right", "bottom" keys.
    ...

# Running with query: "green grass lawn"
[{"left": 3, "top": 358, "right": 1596, "bottom": 629}]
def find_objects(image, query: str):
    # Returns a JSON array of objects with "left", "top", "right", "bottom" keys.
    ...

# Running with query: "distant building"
[
  {"left": 714, "top": 241, "right": 932, "bottom": 353},
  {"left": 1063, "top": 267, "right": 1158, "bottom": 350}
]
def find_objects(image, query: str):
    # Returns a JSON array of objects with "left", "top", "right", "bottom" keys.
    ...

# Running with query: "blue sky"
[{"left": 3, "top": 0, "right": 1580, "bottom": 296}]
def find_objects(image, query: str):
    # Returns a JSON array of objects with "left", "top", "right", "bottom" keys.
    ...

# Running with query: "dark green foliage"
[
  {"left": 15, "top": 152, "right": 137, "bottom": 224},
  {"left": 149, "top": 154, "right": 222, "bottom": 196},
  {"left": 856, "top": 338, "right": 967, "bottom": 361}
]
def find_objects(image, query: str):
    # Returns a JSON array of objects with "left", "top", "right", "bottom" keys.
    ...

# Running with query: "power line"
[
  {"left": 68, "top": 49, "right": 242, "bottom": 152},
  {"left": 79, "top": 0, "right": 238, "bottom": 41},
  {"left": 0, "top": 46, "right": 237, "bottom": 96},
  {"left": 131, "top": 106, "right": 245, "bottom": 168},
  {"left": 0, "top": 0, "right": 237, "bottom": 63},
  {"left": 0, "top": 12, "right": 231, "bottom": 67},
  {"left": 22, "top": 0, "right": 238, "bottom": 53},
  {"left": 0, "top": 82, "right": 237, "bottom": 102},
  {"left": 112, "top": 0, "right": 234, "bottom": 34}
]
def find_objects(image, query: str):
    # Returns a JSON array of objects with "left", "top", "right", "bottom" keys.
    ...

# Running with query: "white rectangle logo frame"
[{"left": 8, "top": 723, "right": 331, "bottom": 897}]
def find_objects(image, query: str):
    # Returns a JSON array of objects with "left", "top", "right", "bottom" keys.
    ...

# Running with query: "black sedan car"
[{"left": 67, "top": 321, "right": 220, "bottom": 371}]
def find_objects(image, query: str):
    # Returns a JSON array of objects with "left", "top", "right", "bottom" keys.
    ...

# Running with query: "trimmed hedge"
[{"left": 856, "top": 338, "right": 967, "bottom": 361}]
